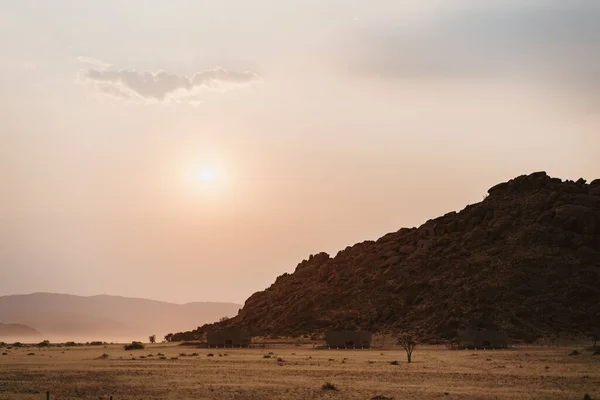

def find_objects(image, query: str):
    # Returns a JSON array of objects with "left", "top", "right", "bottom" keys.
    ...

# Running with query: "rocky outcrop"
[{"left": 181, "top": 172, "right": 600, "bottom": 340}]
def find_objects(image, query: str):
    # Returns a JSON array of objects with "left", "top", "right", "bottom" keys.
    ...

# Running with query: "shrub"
[
  {"left": 157, "top": 353, "right": 165, "bottom": 356},
  {"left": 390, "top": 361, "right": 400, "bottom": 365},
  {"left": 123, "top": 342, "right": 145, "bottom": 351},
  {"left": 277, "top": 357, "right": 284, "bottom": 362},
  {"left": 64, "top": 342, "right": 77, "bottom": 347},
  {"left": 88, "top": 341, "right": 104, "bottom": 346},
  {"left": 159, "top": 356, "right": 167, "bottom": 360},
  {"left": 95, "top": 353, "right": 109, "bottom": 360},
  {"left": 27, "top": 353, "right": 35, "bottom": 356},
  {"left": 371, "top": 396, "right": 393, "bottom": 400},
  {"left": 2, "top": 352, "right": 8, "bottom": 356},
  {"left": 190, "top": 353, "right": 199, "bottom": 357},
  {"left": 38, "top": 340, "right": 51, "bottom": 347},
  {"left": 321, "top": 382, "right": 339, "bottom": 391},
  {"left": 12, "top": 342, "right": 23, "bottom": 348},
  {"left": 0, "top": 342, "right": 6, "bottom": 348},
  {"left": 207, "top": 353, "right": 214, "bottom": 357},
  {"left": 263, "top": 355, "right": 272, "bottom": 358},
  {"left": 569, "top": 350, "right": 581, "bottom": 356},
  {"left": 170, "top": 357, "right": 178, "bottom": 360},
  {"left": 179, "top": 353, "right": 187, "bottom": 357}
]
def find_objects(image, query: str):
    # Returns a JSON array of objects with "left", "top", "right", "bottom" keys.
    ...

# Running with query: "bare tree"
[
  {"left": 149, "top": 334, "right": 156, "bottom": 344},
  {"left": 397, "top": 334, "right": 417, "bottom": 363}
]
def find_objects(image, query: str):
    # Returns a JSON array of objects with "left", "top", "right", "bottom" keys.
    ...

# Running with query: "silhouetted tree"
[
  {"left": 149, "top": 334, "right": 156, "bottom": 344},
  {"left": 164, "top": 333, "right": 173, "bottom": 342},
  {"left": 397, "top": 333, "right": 417, "bottom": 363}
]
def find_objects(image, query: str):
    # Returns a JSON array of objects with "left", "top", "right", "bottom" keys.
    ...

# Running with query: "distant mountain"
[
  {"left": 190, "top": 172, "right": 600, "bottom": 340},
  {"left": 0, "top": 293, "right": 241, "bottom": 341},
  {"left": 0, "top": 322, "right": 40, "bottom": 338}
]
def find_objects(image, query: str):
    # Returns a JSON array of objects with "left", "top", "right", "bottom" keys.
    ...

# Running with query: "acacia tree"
[
  {"left": 397, "top": 333, "right": 418, "bottom": 363},
  {"left": 149, "top": 334, "right": 156, "bottom": 344}
]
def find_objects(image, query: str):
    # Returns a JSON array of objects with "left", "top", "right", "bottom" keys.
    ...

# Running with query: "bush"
[
  {"left": 179, "top": 353, "right": 187, "bottom": 357},
  {"left": 569, "top": 350, "right": 581, "bottom": 356},
  {"left": 390, "top": 361, "right": 400, "bottom": 365},
  {"left": 371, "top": 396, "right": 393, "bottom": 400},
  {"left": 0, "top": 342, "right": 6, "bottom": 348},
  {"left": 95, "top": 353, "right": 109, "bottom": 360},
  {"left": 2, "top": 352, "right": 8, "bottom": 356},
  {"left": 207, "top": 353, "right": 214, "bottom": 357},
  {"left": 159, "top": 356, "right": 167, "bottom": 360},
  {"left": 322, "top": 382, "right": 339, "bottom": 391},
  {"left": 38, "top": 340, "right": 51, "bottom": 347},
  {"left": 123, "top": 342, "right": 145, "bottom": 351},
  {"left": 12, "top": 342, "right": 23, "bottom": 348},
  {"left": 64, "top": 342, "right": 77, "bottom": 347},
  {"left": 27, "top": 352, "right": 35, "bottom": 356},
  {"left": 263, "top": 355, "right": 271, "bottom": 358},
  {"left": 88, "top": 341, "right": 104, "bottom": 346},
  {"left": 277, "top": 357, "right": 284, "bottom": 362}
]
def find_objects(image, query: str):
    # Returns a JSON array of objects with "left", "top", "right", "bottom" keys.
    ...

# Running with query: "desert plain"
[{"left": 0, "top": 343, "right": 598, "bottom": 400}]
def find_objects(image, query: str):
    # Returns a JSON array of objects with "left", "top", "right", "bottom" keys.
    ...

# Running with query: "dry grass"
[{"left": 0, "top": 344, "right": 598, "bottom": 399}]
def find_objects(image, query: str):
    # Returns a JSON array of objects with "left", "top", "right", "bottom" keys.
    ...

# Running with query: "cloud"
[
  {"left": 77, "top": 58, "right": 260, "bottom": 104},
  {"left": 349, "top": 1, "right": 600, "bottom": 109}
]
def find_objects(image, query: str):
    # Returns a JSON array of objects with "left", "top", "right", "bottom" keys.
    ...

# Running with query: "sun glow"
[{"left": 182, "top": 159, "right": 229, "bottom": 197}]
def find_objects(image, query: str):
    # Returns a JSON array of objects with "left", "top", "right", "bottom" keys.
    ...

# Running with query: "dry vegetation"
[{"left": 0, "top": 343, "right": 598, "bottom": 399}]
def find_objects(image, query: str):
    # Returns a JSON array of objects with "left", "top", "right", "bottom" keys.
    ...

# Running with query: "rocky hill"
[{"left": 180, "top": 172, "right": 600, "bottom": 340}]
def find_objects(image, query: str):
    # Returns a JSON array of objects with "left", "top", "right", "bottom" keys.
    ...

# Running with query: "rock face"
[{"left": 193, "top": 172, "right": 600, "bottom": 339}]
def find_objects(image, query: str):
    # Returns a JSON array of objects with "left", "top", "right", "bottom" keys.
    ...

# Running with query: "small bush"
[
  {"left": 27, "top": 352, "right": 35, "bottom": 356},
  {"left": 569, "top": 350, "right": 581, "bottom": 356},
  {"left": 2, "top": 352, "right": 8, "bottom": 356},
  {"left": 190, "top": 353, "right": 199, "bottom": 357},
  {"left": 328, "top": 358, "right": 335, "bottom": 361},
  {"left": 95, "top": 353, "right": 109, "bottom": 360},
  {"left": 157, "top": 353, "right": 165, "bottom": 356},
  {"left": 179, "top": 353, "right": 187, "bottom": 357},
  {"left": 147, "top": 354, "right": 154, "bottom": 357},
  {"left": 390, "top": 361, "right": 400, "bottom": 365},
  {"left": 277, "top": 357, "right": 284, "bottom": 362},
  {"left": 322, "top": 382, "right": 339, "bottom": 391},
  {"left": 263, "top": 355, "right": 272, "bottom": 358},
  {"left": 38, "top": 340, "right": 51, "bottom": 347},
  {"left": 88, "top": 341, "right": 104, "bottom": 346},
  {"left": 207, "top": 353, "right": 214, "bottom": 357},
  {"left": 124, "top": 342, "right": 145, "bottom": 351},
  {"left": 159, "top": 356, "right": 167, "bottom": 360},
  {"left": 170, "top": 357, "right": 178, "bottom": 360},
  {"left": 64, "top": 342, "right": 77, "bottom": 347},
  {"left": 371, "top": 396, "right": 393, "bottom": 400},
  {"left": 0, "top": 342, "right": 6, "bottom": 348},
  {"left": 12, "top": 342, "right": 23, "bottom": 348}
]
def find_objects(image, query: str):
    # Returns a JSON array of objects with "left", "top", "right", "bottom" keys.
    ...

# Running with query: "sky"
[{"left": 1, "top": 0, "right": 599, "bottom": 304}]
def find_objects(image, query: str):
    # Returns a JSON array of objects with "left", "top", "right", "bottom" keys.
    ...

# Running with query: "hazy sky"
[{"left": 1, "top": 1, "right": 599, "bottom": 304}]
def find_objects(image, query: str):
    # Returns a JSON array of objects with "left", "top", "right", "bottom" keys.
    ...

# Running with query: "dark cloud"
[
  {"left": 351, "top": 1, "right": 600, "bottom": 106},
  {"left": 80, "top": 62, "right": 260, "bottom": 103}
]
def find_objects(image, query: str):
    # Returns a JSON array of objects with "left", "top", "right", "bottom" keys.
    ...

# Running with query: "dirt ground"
[{"left": 0, "top": 344, "right": 598, "bottom": 400}]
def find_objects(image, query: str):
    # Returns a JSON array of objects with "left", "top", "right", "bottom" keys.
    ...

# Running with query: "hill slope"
[
  {"left": 0, "top": 322, "right": 40, "bottom": 338},
  {"left": 191, "top": 172, "right": 600, "bottom": 339},
  {"left": 0, "top": 293, "right": 241, "bottom": 340}
]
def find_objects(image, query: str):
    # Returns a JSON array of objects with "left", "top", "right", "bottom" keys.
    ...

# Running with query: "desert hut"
[
  {"left": 206, "top": 329, "right": 252, "bottom": 348},
  {"left": 325, "top": 331, "right": 372, "bottom": 349},
  {"left": 456, "top": 330, "right": 510, "bottom": 349}
]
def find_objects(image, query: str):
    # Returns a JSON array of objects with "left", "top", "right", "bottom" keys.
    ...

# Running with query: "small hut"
[
  {"left": 206, "top": 329, "right": 251, "bottom": 348},
  {"left": 325, "top": 331, "right": 372, "bottom": 349},
  {"left": 456, "top": 330, "right": 510, "bottom": 349}
]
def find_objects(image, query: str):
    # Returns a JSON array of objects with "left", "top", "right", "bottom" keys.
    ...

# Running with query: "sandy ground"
[{"left": 0, "top": 344, "right": 598, "bottom": 400}]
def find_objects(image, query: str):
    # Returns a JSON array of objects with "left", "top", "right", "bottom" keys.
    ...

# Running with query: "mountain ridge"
[{"left": 0, "top": 293, "right": 241, "bottom": 341}]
